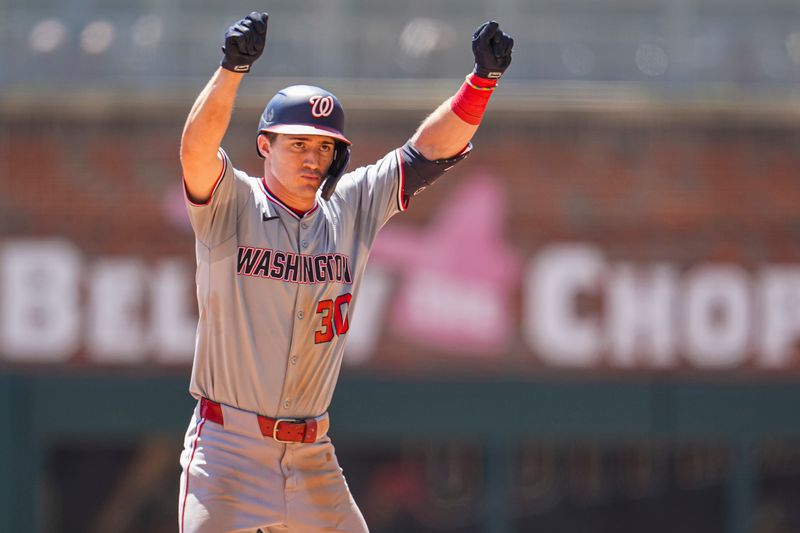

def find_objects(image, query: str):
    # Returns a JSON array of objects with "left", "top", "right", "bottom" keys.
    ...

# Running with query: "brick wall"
[{"left": 2, "top": 109, "right": 800, "bottom": 373}]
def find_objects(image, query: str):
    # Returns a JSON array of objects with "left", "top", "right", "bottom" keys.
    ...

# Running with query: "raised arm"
[
  {"left": 180, "top": 12, "right": 268, "bottom": 203},
  {"left": 410, "top": 21, "right": 514, "bottom": 161}
]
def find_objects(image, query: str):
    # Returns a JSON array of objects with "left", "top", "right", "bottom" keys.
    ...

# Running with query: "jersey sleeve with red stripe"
[
  {"left": 325, "top": 148, "right": 406, "bottom": 248},
  {"left": 184, "top": 148, "right": 253, "bottom": 247}
]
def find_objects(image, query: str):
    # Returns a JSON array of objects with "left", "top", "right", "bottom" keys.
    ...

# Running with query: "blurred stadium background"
[{"left": 2, "top": 0, "right": 800, "bottom": 532}]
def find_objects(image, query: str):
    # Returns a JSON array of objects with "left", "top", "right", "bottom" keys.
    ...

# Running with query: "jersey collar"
[{"left": 260, "top": 178, "right": 320, "bottom": 220}]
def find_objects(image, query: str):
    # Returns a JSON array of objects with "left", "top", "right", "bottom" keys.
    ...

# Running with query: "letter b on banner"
[{"left": 1, "top": 240, "right": 81, "bottom": 361}]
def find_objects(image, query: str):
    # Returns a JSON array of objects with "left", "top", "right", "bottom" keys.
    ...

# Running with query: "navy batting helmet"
[
  {"left": 258, "top": 85, "right": 350, "bottom": 145},
  {"left": 257, "top": 85, "right": 351, "bottom": 200}
]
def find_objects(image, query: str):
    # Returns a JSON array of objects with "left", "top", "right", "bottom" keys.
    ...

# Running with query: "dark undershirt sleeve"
[{"left": 400, "top": 141, "right": 472, "bottom": 204}]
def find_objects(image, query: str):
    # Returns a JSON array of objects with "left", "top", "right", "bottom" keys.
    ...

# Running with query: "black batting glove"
[
  {"left": 471, "top": 21, "right": 514, "bottom": 79},
  {"left": 220, "top": 12, "right": 269, "bottom": 73}
]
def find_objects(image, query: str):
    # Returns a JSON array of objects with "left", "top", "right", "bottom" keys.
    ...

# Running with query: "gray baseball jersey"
[{"left": 184, "top": 147, "right": 407, "bottom": 419}]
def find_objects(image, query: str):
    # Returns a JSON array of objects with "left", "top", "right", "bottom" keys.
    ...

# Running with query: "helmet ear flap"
[{"left": 320, "top": 142, "right": 351, "bottom": 200}]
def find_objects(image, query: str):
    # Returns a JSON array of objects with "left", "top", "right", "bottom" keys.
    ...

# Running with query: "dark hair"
[
  {"left": 259, "top": 131, "right": 278, "bottom": 143},
  {"left": 256, "top": 131, "right": 279, "bottom": 158}
]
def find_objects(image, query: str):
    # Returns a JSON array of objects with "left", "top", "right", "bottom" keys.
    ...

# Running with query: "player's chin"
[{"left": 295, "top": 180, "right": 321, "bottom": 198}]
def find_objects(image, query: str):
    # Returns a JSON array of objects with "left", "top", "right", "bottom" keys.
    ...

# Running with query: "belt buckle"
[{"left": 272, "top": 418, "right": 299, "bottom": 443}]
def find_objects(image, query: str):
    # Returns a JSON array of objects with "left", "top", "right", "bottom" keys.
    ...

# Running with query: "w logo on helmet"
[{"left": 309, "top": 95, "right": 335, "bottom": 118}]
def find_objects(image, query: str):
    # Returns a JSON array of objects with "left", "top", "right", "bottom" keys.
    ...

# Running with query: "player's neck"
[{"left": 263, "top": 177, "right": 314, "bottom": 216}]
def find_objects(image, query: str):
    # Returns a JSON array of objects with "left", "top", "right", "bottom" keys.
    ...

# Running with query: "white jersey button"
[
  {"left": 283, "top": 399, "right": 291, "bottom": 409},
  {"left": 301, "top": 222, "right": 308, "bottom": 229},
  {"left": 290, "top": 355, "right": 298, "bottom": 365},
  {"left": 297, "top": 311, "right": 304, "bottom": 319},
  {"left": 301, "top": 240, "right": 308, "bottom": 248}
]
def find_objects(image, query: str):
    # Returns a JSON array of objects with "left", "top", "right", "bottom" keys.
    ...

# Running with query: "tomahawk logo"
[{"left": 309, "top": 95, "right": 335, "bottom": 118}]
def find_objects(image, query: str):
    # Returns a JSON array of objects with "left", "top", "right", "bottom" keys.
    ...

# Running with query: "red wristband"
[{"left": 450, "top": 72, "right": 498, "bottom": 125}]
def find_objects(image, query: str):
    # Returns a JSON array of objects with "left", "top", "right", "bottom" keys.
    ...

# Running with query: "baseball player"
[{"left": 177, "top": 10, "right": 513, "bottom": 533}]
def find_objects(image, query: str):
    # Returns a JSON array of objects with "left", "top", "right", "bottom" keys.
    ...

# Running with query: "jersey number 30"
[{"left": 315, "top": 293, "right": 352, "bottom": 344}]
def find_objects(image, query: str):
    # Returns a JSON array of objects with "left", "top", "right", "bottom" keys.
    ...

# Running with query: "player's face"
[{"left": 261, "top": 133, "right": 336, "bottom": 210}]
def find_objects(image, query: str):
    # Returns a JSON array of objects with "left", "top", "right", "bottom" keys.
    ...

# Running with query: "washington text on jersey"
[{"left": 237, "top": 246, "right": 353, "bottom": 284}]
